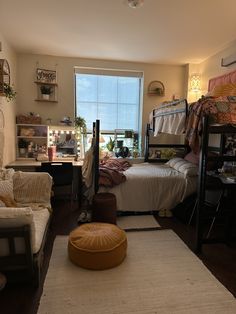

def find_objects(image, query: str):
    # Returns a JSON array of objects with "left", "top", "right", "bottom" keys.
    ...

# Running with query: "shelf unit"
[
  {"left": 114, "top": 129, "right": 134, "bottom": 156},
  {"left": 35, "top": 81, "right": 58, "bottom": 102},
  {"left": 16, "top": 124, "right": 48, "bottom": 159}
]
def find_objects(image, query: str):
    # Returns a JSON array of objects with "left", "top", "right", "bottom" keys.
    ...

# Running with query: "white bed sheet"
[{"left": 99, "top": 163, "right": 197, "bottom": 212}]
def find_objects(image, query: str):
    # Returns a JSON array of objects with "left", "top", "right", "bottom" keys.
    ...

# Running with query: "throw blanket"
[
  {"left": 99, "top": 159, "right": 131, "bottom": 187},
  {"left": 186, "top": 97, "right": 236, "bottom": 153}
]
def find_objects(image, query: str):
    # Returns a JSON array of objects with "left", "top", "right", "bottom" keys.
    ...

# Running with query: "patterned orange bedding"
[{"left": 186, "top": 97, "right": 236, "bottom": 153}]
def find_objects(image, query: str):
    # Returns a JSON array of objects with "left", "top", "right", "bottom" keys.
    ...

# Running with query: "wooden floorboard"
[{"left": 0, "top": 200, "right": 236, "bottom": 314}]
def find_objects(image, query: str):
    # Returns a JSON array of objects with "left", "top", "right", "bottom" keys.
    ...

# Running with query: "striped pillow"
[{"left": 166, "top": 157, "right": 198, "bottom": 177}]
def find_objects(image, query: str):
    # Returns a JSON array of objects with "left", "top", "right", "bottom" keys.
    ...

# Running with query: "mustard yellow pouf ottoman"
[{"left": 68, "top": 223, "right": 127, "bottom": 270}]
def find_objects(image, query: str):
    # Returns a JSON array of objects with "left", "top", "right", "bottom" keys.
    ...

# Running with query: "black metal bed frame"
[
  {"left": 93, "top": 119, "right": 100, "bottom": 194},
  {"left": 144, "top": 99, "right": 189, "bottom": 162},
  {"left": 195, "top": 115, "right": 236, "bottom": 252}
]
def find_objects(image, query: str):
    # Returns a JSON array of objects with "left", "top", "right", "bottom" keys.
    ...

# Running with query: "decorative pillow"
[
  {"left": 0, "top": 168, "right": 15, "bottom": 180},
  {"left": 0, "top": 179, "right": 14, "bottom": 199},
  {"left": 0, "top": 195, "right": 17, "bottom": 207},
  {"left": 184, "top": 151, "right": 199, "bottom": 165},
  {"left": 166, "top": 157, "right": 198, "bottom": 177}
]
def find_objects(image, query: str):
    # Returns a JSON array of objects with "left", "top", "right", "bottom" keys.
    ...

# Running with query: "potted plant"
[
  {"left": 3, "top": 83, "right": 17, "bottom": 102},
  {"left": 18, "top": 138, "right": 28, "bottom": 157},
  {"left": 40, "top": 85, "right": 52, "bottom": 100},
  {"left": 74, "top": 116, "right": 87, "bottom": 134},
  {"left": 106, "top": 137, "right": 115, "bottom": 152}
]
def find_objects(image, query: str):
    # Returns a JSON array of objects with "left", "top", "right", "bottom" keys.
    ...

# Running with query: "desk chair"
[
  {"left": 40, "top": 162, "right": 74, "bottom": 209},
  {"left": 188, "top": 175, "right": 224, "bottom": 238}
]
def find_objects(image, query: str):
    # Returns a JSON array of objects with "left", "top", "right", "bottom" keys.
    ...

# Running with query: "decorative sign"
[
  {"left": 36, "top": 68, "right": 57, "bottom": 83},
  {"left": 221, "top": 53, "right": 236, "bottom": 67}
]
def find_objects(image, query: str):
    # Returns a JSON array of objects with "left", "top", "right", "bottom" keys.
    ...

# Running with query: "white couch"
[{"left": 0, "top": 169, "right": 52, "bottom": 286}]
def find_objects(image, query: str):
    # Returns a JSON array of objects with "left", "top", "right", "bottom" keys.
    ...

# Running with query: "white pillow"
[
  {"left": 0, "top": 179, "right": 14, "bottom": 199},
  {"left": 166, "top": 157, "right": 198, "bottom": 177}
]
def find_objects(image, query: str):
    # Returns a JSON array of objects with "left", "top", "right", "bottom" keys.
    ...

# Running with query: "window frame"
[{"left": 74, "top": 67, "right": 143, "bottom": 134}]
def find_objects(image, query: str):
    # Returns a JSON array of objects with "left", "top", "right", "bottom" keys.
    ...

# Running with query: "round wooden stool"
[{"left": 92, "top": 192, "right": 117, "bottom": 224}]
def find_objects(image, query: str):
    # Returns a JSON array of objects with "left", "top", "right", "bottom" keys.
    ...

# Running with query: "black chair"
[
  {"left": 188, "top": 175, "right": 224, "bottom": 238},
  {"left": 40, "top": 162, "right": 74, "bottom": 209}
]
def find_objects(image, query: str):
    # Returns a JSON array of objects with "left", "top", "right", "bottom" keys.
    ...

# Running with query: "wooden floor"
[{"left": 0, "top": 199, "right": 236, "bottom": 314}]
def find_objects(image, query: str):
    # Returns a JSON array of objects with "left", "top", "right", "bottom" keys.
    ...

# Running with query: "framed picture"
[{"left": 36, "top": 68, "right": 57, "bottom": 83}]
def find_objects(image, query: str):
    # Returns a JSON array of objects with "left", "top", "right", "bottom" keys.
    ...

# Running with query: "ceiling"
[{"left": 0, "top": 0, "right": 236, "bottom": 65}]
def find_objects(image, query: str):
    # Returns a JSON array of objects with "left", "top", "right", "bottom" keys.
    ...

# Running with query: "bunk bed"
[
  {"left": 144, "top": 98, "right": 189, "bottom": 162},
  {"left": 187, "top": 69, "right": 236, "bottom": 252},
  {"left": 94, "top": 99, "right": 198, "bottom": 216},
  {"left": 195, "top": 116, "right": 236, "bottom": 252}
]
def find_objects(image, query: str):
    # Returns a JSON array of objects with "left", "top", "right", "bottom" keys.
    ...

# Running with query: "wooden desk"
[{"left": 6, "top": 159, "right": 83, "bottom": 205}]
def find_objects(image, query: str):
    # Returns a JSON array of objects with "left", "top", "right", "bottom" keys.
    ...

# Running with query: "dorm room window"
[{"left": 75, "top": 68, "right": 143, "bottom": 134}]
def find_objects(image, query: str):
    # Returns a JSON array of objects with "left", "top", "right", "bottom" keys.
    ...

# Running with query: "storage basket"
[{"left": 16, "top": 115, "right": 42, "bottom": 124}]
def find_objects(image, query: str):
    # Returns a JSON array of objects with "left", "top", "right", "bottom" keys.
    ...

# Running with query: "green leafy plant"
[
  {"left": 3, "top": 83, "right": 17, "bottom": 102},
  {"left": 106, "top": 137, "right": 115, "bottom": 152},
  {"left": 40, "top": 85, "right": 52, "bottom": 95},
  {"left": 74, "top": 116, "right": 87, "bottom": 133}
]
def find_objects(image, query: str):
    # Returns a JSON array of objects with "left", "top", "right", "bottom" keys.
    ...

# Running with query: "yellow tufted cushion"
[{"left": 68, "top": 223, "right": 127, "bottom": 270}]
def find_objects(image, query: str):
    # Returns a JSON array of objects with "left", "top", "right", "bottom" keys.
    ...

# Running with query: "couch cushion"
[
  {"left": 32, "top": 208, "right": 50, "bottom": 254},
  {"left": 0, "top": 207, "right": 35, "bottom": 256},
  {"left": 0, "top": 207, "right": 50, "bottom": 255}
]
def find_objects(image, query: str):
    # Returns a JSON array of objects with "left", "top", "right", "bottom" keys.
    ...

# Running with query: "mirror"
[{"left": 49, "top": 127, "right": 77, "bottom": 157}]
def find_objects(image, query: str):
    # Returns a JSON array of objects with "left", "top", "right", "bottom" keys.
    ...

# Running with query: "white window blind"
[{"left": 75, "top": 67, "right": 143, "bottom": 132}]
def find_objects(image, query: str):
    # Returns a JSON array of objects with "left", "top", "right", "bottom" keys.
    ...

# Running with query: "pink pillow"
[{"left": 184, "top": 151, "right": 199, "bottom": 165}]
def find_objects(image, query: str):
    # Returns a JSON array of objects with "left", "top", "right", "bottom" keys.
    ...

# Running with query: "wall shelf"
[
  {"left": 147, "top": 80, "right": 165, "bottom": 96},
  {"left": 35, "top": 98, "right": 58, "bottom": 103},
  {"left": 34, "top": 69, "right": 58, "bottom": 102}
]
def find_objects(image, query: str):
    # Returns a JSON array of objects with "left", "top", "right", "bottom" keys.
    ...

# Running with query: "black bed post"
[
  {"left": 144, "top": 123, "right": 150, "bottom": 162},
  {"left": 94, "top": 119, "right": 100, "bottom": 194},
  {"left": 195, "top": 115, "right": 209, "bottom": 253}
]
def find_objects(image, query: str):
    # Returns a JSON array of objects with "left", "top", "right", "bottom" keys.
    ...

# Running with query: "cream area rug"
[
  {"left": 38, "top": 230, "right": 236, "bottom": 314},
  {"left": 117, "top": 214, "right": 160, "bottom": 230}
]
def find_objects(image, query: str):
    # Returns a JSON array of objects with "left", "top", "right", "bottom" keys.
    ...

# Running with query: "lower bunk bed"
[
  {"left": 99, "top": 161, "right": 197, "bottom": 216},
  {"left": 84, "top": 119, "right": 198, "bottom": 218}
]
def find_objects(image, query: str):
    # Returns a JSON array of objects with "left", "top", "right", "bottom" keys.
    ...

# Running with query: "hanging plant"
[{"left": 3, "top": 83, "right": 17, "bottom": 102}]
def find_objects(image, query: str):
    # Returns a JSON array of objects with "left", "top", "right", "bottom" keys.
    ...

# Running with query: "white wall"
[
  {"left": 0, "top": 33, "right": 17, "bottom": 166},
  {"left": 17, "top": 53, "right": 187, "bottom": 149}
]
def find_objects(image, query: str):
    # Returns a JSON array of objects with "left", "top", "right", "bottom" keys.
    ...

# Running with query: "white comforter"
[{"left": 99, "top": 163, "right": 197, "bottom": 212}]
